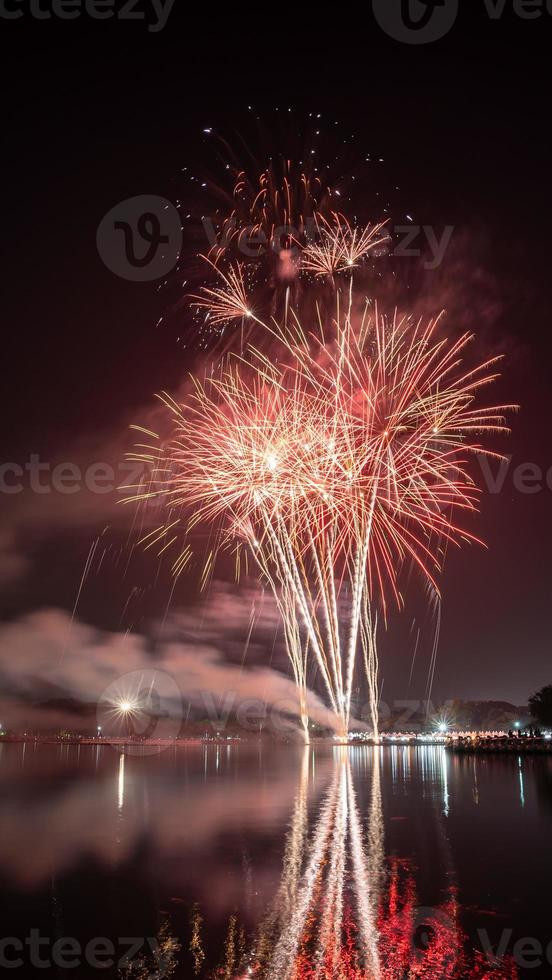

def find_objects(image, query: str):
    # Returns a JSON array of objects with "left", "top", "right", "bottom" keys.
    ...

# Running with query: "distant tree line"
[{"left": 529, "top": 685, "right": 552, "bottom": 728}]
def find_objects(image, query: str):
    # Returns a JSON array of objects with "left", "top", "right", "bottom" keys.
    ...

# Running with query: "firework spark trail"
[
  {"left": 302, "top": 216, "right": 390, "bottom": 278},
  {"left": 190, "top": 259, "right": 259, "bottom": 327},
  {"left": 71, "top": 537, "right": 98, "bottom": 624},
  {"left": 58, "top": 536, "right": 99, "bottom": 667},
  {"left": 361, "top": 598, "right": 379, "bottom": 739},
  {"left": 408, "top": 625, "right": 421, "bottom": 689},
  {"left": 425, "top": 593, "right": 442, "bottom": 716}
]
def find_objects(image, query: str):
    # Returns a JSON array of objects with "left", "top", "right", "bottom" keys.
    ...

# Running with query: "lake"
[{"left": 0, "top": 742, "right": 550, "bottom": 977}]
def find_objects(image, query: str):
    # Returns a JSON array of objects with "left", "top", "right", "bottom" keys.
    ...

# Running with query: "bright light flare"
[
  {"left": 100, "top": 687, "right": 147, "bottom": 732},
  {"left": 118, "top": 698, "right": 138, "bottom": 715}
]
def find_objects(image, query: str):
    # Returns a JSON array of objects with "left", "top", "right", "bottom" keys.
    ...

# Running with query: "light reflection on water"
[{"left": 0, "top": 742, "right": 550, "bottom": 977}]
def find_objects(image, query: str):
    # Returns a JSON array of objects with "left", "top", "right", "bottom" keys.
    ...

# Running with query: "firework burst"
[
  {"left": 190, "top": 259, "right": 257, "bottom": 326},
  {"left": 189, "top": 150, "right": 392, "bottom": 340},
  {"left": 301, "top": 216, "right": 390, "bottom": 278},
  {"left": 208, "top": 161, "right": 332, "bottom": 264},
  {"left": 124, "top": 282, "right": 513, "bottom": 739}
]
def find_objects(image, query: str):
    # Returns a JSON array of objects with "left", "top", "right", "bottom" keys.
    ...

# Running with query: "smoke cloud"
[{"left": 0, "top": 583, "right": 340, "bottom": 734}]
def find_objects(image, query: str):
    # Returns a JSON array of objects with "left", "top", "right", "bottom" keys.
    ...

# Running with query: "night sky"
[{"left": 1, "top": 3, "right": 551, "bottom": 725}]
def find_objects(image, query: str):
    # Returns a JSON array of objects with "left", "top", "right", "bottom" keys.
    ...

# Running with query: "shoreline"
[{"left": 2, "top": 734, "right": 550, "bottom": 751}]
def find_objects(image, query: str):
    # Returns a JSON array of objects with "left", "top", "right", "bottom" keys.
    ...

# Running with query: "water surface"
[{"left": 0, "top": 742, "right": 550, "bottom": 977}]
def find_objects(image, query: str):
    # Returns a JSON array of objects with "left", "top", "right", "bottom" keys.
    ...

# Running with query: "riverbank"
[
  {"left": 447, "top": 735, "right": 552, "bottom": 754},
  {"left": 2, "top": 733, "right": 550, "bottom": 751}
]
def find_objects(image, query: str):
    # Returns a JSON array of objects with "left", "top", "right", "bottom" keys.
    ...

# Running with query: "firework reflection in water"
[{"left": 189, "top": 751, "right": 518, "bottom": 980}]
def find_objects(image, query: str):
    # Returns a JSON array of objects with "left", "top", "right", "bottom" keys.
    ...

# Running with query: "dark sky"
[{"left": 1, "top": 2, "right": 551, "bottom": 717}]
